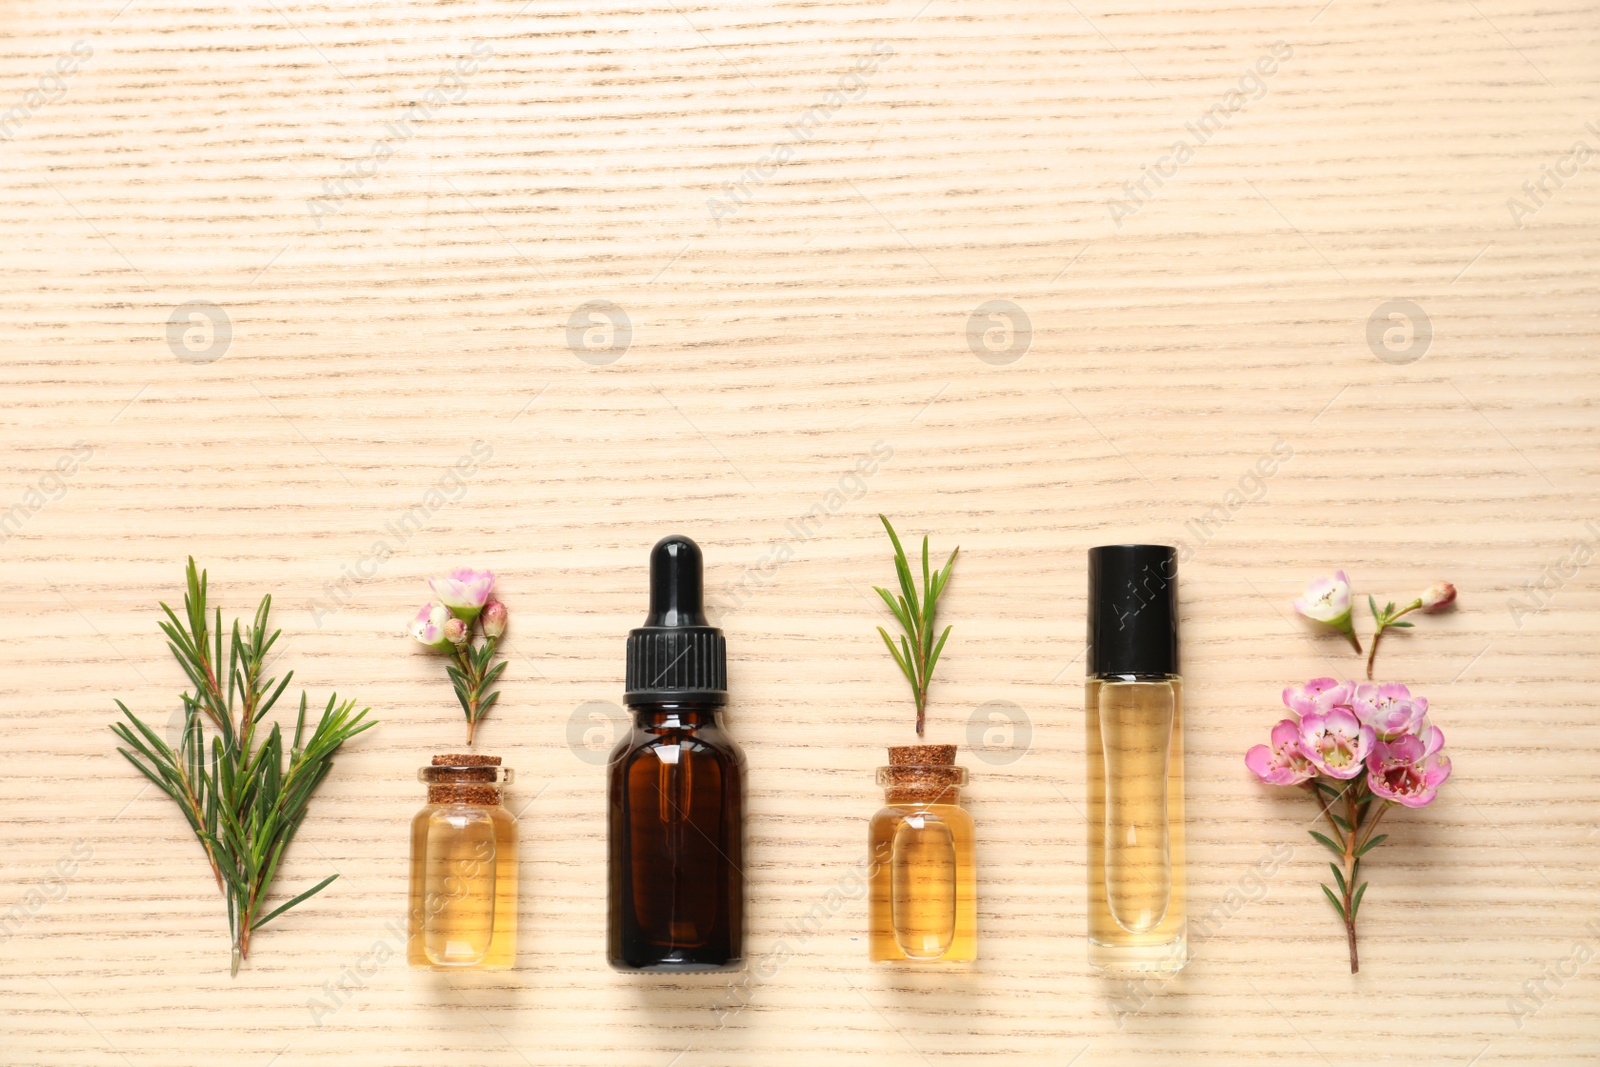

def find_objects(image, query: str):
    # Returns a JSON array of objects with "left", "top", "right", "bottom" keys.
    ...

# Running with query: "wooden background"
[{"left": 2, "top": 0, "right": 1597, "bottom": 1063}]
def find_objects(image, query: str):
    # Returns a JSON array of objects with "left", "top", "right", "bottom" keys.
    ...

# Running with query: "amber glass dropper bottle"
[{"left": 607, "top": 535, "right": 746, "bottom": 972}]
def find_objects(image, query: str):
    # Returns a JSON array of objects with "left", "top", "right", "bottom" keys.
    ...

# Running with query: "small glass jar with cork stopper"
[
  {"left": 868, "top": 744, "right": 977, "bottom": 963},
  {"left": 407, "top": 754, "right": 518, "bottom": 970}
]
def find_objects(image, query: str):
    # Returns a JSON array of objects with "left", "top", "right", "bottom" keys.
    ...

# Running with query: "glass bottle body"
[
  {"left": 1085, "top": 674, "right": 1186, "bottom": 976},
  {"left": 868, "top": 768, "right": 976, "bottom": 963},
  {"left": 406, "top": 764, "right": 518, "bottom": 970},
  {"left": 607, "top": 702, "right": 745, "bottom": 972}
]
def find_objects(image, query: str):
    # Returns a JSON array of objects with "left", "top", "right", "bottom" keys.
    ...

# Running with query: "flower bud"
[
  {"left": 481, "top": 599, "right": 507, "bottom": 639},
  {"left": 443, "top": 617, "right": 469, "bottom": 646},
  {"left": 1420, "top": 581, "right": 1457, "bottom": 611}
]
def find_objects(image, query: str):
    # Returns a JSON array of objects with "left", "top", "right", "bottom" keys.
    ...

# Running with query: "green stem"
[
  {"left": 1366, "top": 600, "right": 1422, "bottom": 680},
  {"left": 1354, "top": 800, "right": 1392, "bottom": 853},
  {"left": 1309, "top": 781, "right": 1345, "bottom": 837},
  {"left": 1343, "top": 786, "right": 1361, "bottom": 973},
  {"left": 455, "top": 645, "right": 482, "bottom": 740}
]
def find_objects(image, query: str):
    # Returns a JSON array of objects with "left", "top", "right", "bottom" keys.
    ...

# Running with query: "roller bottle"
[{"left": 1085, "top": 544, "right": 1187, "bottom": 976}]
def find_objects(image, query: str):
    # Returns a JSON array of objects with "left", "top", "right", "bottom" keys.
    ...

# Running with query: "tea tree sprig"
[
  {"left": 110, "top": 559, "right": 374, "bottom": 976},
  {"left": 872, "top": 514, "right": 958, "bottom": 736}
]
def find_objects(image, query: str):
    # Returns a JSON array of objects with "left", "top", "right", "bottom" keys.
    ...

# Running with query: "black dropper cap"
[
  {"left": 1087, "top": 544, "right": 1179, "bottom": 677},
  {"left": 624, "top": 535, "right": 728, "bottom": 705}
]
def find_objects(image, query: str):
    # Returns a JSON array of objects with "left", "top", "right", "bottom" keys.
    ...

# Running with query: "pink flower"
[
  {"left": 1420, "top": 581, "right": 1457, "bottom": 611},
  {"left": 1299, "top": 707, "right": 1374, "bottom": 780},
  {"left": 1246, "top": 719, "right": 1316, "bottom": 785},
  {"left": 1293, "top": 570, "right": 1353, "bottom": 626},
  {"left": 409, "top": 603, "right": 454, "bottom": 650},
  {"left": 1293, "top": 571, "right": 1362, "bottom": 652},
  {"left": 1350, "top": 682, "right": 1428, "bottom": 740},
  {"left": 1366, "top": 728, "right": 1451, "bottom": 807},
  {"left": 481, "top": 599, "right": 507, "bottom": 639},
  {"left": 428, "top": 567, "right": 495, "bottom": 621},
  {"left": 1416, "top": 723, "right": 1445, "bottom": 759},
  {"left": 1282, "top": 677, "right": 1354, "bottom": 718}
]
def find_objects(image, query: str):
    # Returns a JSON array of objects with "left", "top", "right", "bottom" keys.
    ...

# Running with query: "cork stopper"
[
  {"left": 422, "top": 754, "right": 510, "bottom": 805},
  {"left": 878, "top": 744, "right": 966, "bottom": 804},
  {"left": 888, "top": 744, "right": 955, "bottom": 766},
  {"left": 433, "top": 754, "right": 501, "bottom": 767}
]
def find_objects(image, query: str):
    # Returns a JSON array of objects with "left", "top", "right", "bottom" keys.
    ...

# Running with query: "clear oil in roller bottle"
[
  {"left": 607, "top": 535, "right": 745, "bottom": 972},
  {"left": 1085, "top": 545, "right": 1187, "bottom": 977}
]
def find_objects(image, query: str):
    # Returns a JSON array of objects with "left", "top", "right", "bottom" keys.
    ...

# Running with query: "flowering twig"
[
  {"left": 410, "top": 568, "right": 508, "bottom": 744},
  {"left": 1364, "top": 582, "right": 1456, "bottom": 680},
  {"left": 1250, "top": 573, "right": 1457, "bottom": 972}
]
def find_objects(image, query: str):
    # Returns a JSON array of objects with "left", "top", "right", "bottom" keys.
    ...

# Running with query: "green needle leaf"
[
  {"left": 925, "top": 625, "right": 952, "bottom": 679},
  {"left": 1330, "top": 862, "right": 1347, "bottom": 895},
  {"left": 878, "top": 627, "right": 912, "bottom": 680},
  {"left": 252, "top": 873, "right": 340, "bottom": 931},
  {"left": 1356, "top": 833, "right": 1388, "bottom": 856},
  {"left": 1351, "top": 881, "right": 1369, "bottom": 919},
  {"left": 1320, "top": 883, "right": 1345, "bottom": 918},
  {"left": 1308, "top": 830, "right": 1343, "bottom": 856}
]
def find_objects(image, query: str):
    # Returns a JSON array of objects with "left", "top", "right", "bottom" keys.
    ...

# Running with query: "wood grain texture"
[{"left": 1, "top": 0, "right": 1598, "bottom": 1063}]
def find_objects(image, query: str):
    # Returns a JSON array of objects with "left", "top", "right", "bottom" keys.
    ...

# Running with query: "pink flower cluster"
[
  {"left": 1246, "top": 678, "right": 1451, "bottom": 807},
  {"left": 409, "top": 567, "right": 504, "bottom": 650}
]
